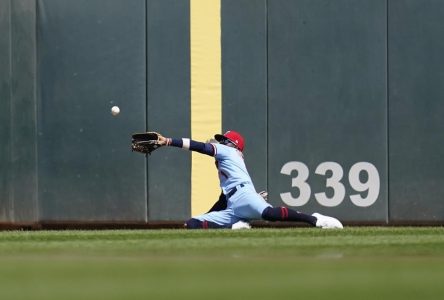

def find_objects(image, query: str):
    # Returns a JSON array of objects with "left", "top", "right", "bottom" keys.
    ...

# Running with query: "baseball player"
[{"left": 156, "top": 130, "right": 343, "bottom": 229}]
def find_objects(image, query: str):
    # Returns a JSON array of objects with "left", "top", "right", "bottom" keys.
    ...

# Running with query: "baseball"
[{"left": 111, "top": 106, "right": 120, "bottom": 116}]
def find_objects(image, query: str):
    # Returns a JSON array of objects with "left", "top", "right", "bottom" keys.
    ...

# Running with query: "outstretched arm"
[{"left": 158, "top": 136, "right": 215, "bottom": 156}]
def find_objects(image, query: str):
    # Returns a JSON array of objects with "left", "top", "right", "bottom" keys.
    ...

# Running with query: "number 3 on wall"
[{"left": 280, "top": 161, "right": 380, "bottom": 207}]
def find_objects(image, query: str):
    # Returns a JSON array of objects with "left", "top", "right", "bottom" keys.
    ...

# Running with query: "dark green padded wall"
[
  {"left": 0, "top": 0, "right": 12, "bottom": 221},
  {"left": 221, "top": 0, "right": 268, "bottom": 191},
  {"left": 146, "top": 0, "right": 191, "bottom": 220},
  {"left": 1, "top": 0, "right": 444, "bottom": 224},
  {"left": 267, "top": 0, "right": 388, "bottom": 222},
  {"left": 37, "top": 0, "right": 147, "bottom": 221},
  {"left": 10, "top": 0, "right": 38, "bottom": 222},
  {"left": 0, "top": 0, "right": 38, "bottom": 222},
  {"left": 389, "top": 0, "right": 444, "bottom": 222}
]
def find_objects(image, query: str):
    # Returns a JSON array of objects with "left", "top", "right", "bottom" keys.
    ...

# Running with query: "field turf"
[{"left": 0, "top": 227, "right": 443, "bottom": 300}]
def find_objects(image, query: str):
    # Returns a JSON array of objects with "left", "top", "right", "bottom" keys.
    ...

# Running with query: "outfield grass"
[{"left": 0, "top": 227, "right": 443, "bottom": 300}]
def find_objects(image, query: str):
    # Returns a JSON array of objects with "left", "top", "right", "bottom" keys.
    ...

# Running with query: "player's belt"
[{"left": 227, "top": 183, "right": 245, "bottom": 199}]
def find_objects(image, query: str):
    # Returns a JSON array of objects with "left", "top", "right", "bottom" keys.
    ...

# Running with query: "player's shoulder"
[
  {"left": 212, "top": 142, "right": 229, "bottom": 153},
  {"left": 212, "top": 143, "right": 241, "bottom": 157},
  {"left": 212, "top": 143, "right": 234, "bottom": 151}
]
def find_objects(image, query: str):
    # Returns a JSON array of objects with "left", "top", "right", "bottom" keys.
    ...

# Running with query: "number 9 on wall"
[{"left": 280, "top": 161, "right": 380, "bottom": 207}]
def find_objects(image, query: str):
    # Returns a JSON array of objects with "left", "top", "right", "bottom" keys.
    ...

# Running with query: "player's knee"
[
  {"left": 261, "top": 207, "right": 280, "bottom": 221},
  {"left": 184, "top": 218, "right": 203, "bottom": 229}
]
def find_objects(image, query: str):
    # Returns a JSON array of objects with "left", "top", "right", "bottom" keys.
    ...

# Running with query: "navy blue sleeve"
[
  {"left": 170, "top": 138, "right": 183, "bottom": 147},
  {"left": 169, "top": 138, "right": 215, "bottom": 156}
]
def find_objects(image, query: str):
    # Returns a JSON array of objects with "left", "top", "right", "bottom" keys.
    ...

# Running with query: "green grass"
[{"left": 1, "top": 227, "right": 444, "bottom": 300}]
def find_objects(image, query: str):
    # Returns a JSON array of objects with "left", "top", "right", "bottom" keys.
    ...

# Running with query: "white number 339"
[{"left": 280, "top": 161, "right": 380, "bottom": 207}]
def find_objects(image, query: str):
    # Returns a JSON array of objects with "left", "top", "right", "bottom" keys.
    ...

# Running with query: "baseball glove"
[{"left": 131, "top": 131, "right": 164, "bottom": 155}]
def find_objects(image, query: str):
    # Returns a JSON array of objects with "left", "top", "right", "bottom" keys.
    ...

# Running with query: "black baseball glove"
[{"left": 131, "top": 131, "right": 164, "bottom": 155}]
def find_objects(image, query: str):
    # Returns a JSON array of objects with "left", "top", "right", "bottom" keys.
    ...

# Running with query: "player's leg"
[
  {"left": 261, "top": 207, "right": 343, "bottom": 229},
  {"left": 231, "top": 188, "right": 342, "bottom": 229},
  {"left": 231, "top": 188, "right": 272, "bottom": 220},
  {"left": 261, "top": 206, "right": 317, "bottom": 226},
  {"left": 184, "top": 209, "right": 239, "bottom": 230},
  {"left": 185, "top": 218, "right": 228, "bottom": 229}
]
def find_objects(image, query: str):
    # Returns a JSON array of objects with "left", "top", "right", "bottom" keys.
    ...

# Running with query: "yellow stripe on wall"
[{"left": 190, "top": 0, "right": 222, "bottom": 216}]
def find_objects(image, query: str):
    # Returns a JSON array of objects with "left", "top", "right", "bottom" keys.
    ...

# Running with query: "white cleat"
[
  {"left": 231, "top": 220, "right": 251, "bottom": 230},
  {"left": 312, "top": 213, "right": 343, "bottom": 229}
]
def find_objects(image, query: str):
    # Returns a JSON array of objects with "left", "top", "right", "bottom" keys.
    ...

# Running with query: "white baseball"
[{"left": 111, "top": 106, "right": 120, "bottom": 116}]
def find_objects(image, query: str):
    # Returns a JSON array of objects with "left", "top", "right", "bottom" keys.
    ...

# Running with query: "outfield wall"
[
  {"left": 0, "top": 0, "right": 443, "bottom": 225},
  {"left": 0, "top": 0, "right": 38, "bottom": 223}
]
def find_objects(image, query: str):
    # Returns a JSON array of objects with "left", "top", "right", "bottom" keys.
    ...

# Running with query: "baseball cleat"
[
  {"left": 231, "top": 220, "right": 251, "bottom": 230},
  {"left": 312, "top": 213, "right": 343, "bottom": 229}
]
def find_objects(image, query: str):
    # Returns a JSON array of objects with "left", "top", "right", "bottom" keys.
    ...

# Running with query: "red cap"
[{"left": 214, "top": 130, "right": 245, "bottom": 152}]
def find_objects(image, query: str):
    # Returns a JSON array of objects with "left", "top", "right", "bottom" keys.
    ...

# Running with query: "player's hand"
[
  {"left": 157, "top": 134, "right": 167, "bottom": 145},
  {"left": 131, "top": 131, "right": 166, "bottom": 155}
]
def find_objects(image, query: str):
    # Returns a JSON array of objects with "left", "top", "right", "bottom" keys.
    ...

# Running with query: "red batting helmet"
[{"left": 214, "top": 130, "right": 245, "bottom": 152}]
